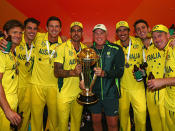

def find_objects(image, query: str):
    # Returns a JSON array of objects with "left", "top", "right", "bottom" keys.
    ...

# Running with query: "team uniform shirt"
[
  {"left": 164, "top": 43, "right": 175, "bottom": 112},
  {"left": 115, "top": 36, "right": 146, "bottom": 131},
  {"left": 15, "top": 34, "right": 35, "bottom": 131},
  {"left": 0, "top": 51, "right": 18, "bottom": 95},
  {"left": 141, "top": 39, "right": 154, "bottom": 88},
  {"left": 31, "top": 32, "right": 62, "bottom": 86},
  {"left": 16, "top": 34, "right": 35, "bottom": 87},
  {"left": 0, "top": 51, "right": 18, "bottom": 131},
  {"left": 146, "top": 42, "right": 170, "bottom": 105},
  {"left": 146, "top": 43, "right": 169, "bottom": 79},
  {"left": 54, "top": 39, "right": 87, "bottom": 99},
  {"left": 115, "top": 36, "right": 144, "bottom": 90}
]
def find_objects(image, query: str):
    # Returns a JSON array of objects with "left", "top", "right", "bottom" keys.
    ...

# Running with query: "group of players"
[{"left": 0, "top": 16, "right": 175, "bottom": 131}]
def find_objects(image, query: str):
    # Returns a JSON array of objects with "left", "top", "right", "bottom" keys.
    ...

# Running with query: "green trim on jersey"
[{"left": 58, "top": 77, "right": 64, "bottom": 92}]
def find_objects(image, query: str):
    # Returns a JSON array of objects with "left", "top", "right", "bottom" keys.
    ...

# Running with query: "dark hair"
[
  {"left": 133, "top": 19, "right": 149, "bottom": 30},
  {"left": 24, "top": 17, "right": 40, "bottom": 27},
  {"left": 46, "top": 16, "right": 62, "bottom": 28},
  {"left": 3, "top": 19, "right": 24, "bottom": 33}
]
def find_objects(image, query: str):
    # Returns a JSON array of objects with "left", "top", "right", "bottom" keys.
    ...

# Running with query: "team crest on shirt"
[
  {"left": 133, "top": 44, "right": 139, "bottom": 49},
  {"left": 41, "top": 41, "right": 46, "bottom": 47},
  {"left": 12, "top": 64, "right": 16, "bottom": 70},
  {"left": 19, "top": 45, "right": 24, "bottom": 50},
  {"left": 165, "top": 66, "right": 173, "bottom": 73},
  {"left": 106, "top": 51, "right": 111, "bottom": 58},
  {"left": 69, "top": 51, "right": 73, "bottom": 56}
]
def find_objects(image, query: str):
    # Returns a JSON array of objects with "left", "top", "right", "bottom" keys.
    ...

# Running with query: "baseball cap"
[
  {"left": 152, "top": 24, "right": 169, "bottom": 33},
  {"left": 70, "top": 22, "right": 83, "bottom": 29},
  {"left": 116, "top": 21, "right": 130, "bottom": 30},
  {"left": 93, "top": 24, "right": 107, "bottom": 32}
]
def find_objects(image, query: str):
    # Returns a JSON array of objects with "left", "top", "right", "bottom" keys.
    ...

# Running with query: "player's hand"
[
  {"left": 147, "top": 78, "right": 164, "bottom": 91},
  {"left": 74, "top": 64, "right": 82, "bottom": 76},
  {"left": 5, "top": 109, "right": 21, "bottom": 126},
  {"left": 94, "top": 67, "right": 105, "bottom": 77},
  {"left": 0, "top": 39, "right": 8, "bottom": 50}
]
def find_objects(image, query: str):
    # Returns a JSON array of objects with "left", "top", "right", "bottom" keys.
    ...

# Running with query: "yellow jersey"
[
  {"left": 16, "top": 34, "right": 35, "bottom": 87},
  {"left": 146, "top": 42, "right": 170, "bottom": 79},
  {"left": 0, "top": 51, "right": 18, "bottom": 95},
  {"left": 31, "top": 32, "right": 62, "bottom": 86},
  {"left": 54, "top": 39, "right": 87, "bottom": 98},
  {"left": 146, "top": 40, "right": 170, "bottom": 105},
  {"left": 114, "top": 36, "right": 144, "bottom": 90},
  {"left": 165, "top": 44, "right": 175, "bottom": 111}
]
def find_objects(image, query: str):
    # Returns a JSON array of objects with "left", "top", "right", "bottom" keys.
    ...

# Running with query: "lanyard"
[
  {"left": 143, "top": 39, "right": 152, "bottom": 62},
  {"left": 25, "top": 43, "right": 33, "bottom": 62},
  {"left": 11, "top": 49, "right": 19, "bottom": 75},
  {"left": 71, "top": 41, "right": 81, "bottom": 62},
  {"left": 46, "top": 40, "right": 58, "bottom": 60},
  {"left": 126, "top": 39, "right": 131, "bottom": 63}
]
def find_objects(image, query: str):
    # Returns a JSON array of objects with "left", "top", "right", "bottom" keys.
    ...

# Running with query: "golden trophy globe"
[{"left": 77, "top": 47, "right": 99, "bottom": 104}]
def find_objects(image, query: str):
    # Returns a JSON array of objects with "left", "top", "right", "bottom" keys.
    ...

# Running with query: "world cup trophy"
[{"left": 77, "top": 48, "right": 99, "bottom": 104}]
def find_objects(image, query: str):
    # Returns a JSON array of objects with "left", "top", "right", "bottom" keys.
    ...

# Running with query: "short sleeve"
[{"left": 54, "top": 44, "right": 65, "bottom": 64}]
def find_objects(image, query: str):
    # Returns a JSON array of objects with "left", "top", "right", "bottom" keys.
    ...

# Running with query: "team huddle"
[{"left": 0, "top": 16, "right": 175, "bottom": 131}]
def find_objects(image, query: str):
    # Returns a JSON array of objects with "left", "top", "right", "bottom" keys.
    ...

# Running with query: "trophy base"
[{"left": 77, "top": 92, "right": 98, "bottom": 105}]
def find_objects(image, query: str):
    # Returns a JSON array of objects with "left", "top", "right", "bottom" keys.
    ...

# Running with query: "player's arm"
[
  {"left": 163, "top": 77, "right": 175, "bottom": 86},
  {"left": 147, "top": 77, "right": 175, "bottom": 91},
  {"left": 54, "top": 62, "right": 82, "bottom": 78},
  {"left": 0, "top": 73, "right": 21, "bottom": 125}
]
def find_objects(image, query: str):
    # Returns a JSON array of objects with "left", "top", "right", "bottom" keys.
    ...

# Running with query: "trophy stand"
[{"left": 77, "top": 48, "right": 99, "bottom": 105}]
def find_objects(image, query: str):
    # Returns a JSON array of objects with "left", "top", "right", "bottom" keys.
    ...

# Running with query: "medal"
[
  {"left": 25, "top": 43, "right": 33, "bottom": 67},
  {"left": 46, "top": 41, "right": 58, "bottom": 64},
  {"left": 123, "top": 39, "right": 131, "bottom": 69},
  {"left": 15, "top": 68, "right": 19, "bottom": 75},
  {"left": 125, "top": 63, "right": 129, "bottom": 68},
  {"left": 25, "top": 61, "right": 30, "bottom": 66}
]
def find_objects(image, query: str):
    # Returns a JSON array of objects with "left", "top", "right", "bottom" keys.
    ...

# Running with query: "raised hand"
[{"left": 0, "top": 39, "right": 8, "bottom": 50}]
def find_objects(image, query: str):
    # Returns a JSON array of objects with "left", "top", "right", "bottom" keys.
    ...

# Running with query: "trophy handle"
[
  {"left": 77, "top": 59, "right": 84, "bottom": 81},
  {"left": 89, "top": 59, "right": 99, "bottom": 92},
  {"left": 89, "top": 74, "right": 97, "bottom": 92},
  {"left": 80, "top": 72, "right": 84, "bottom": 81}
]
